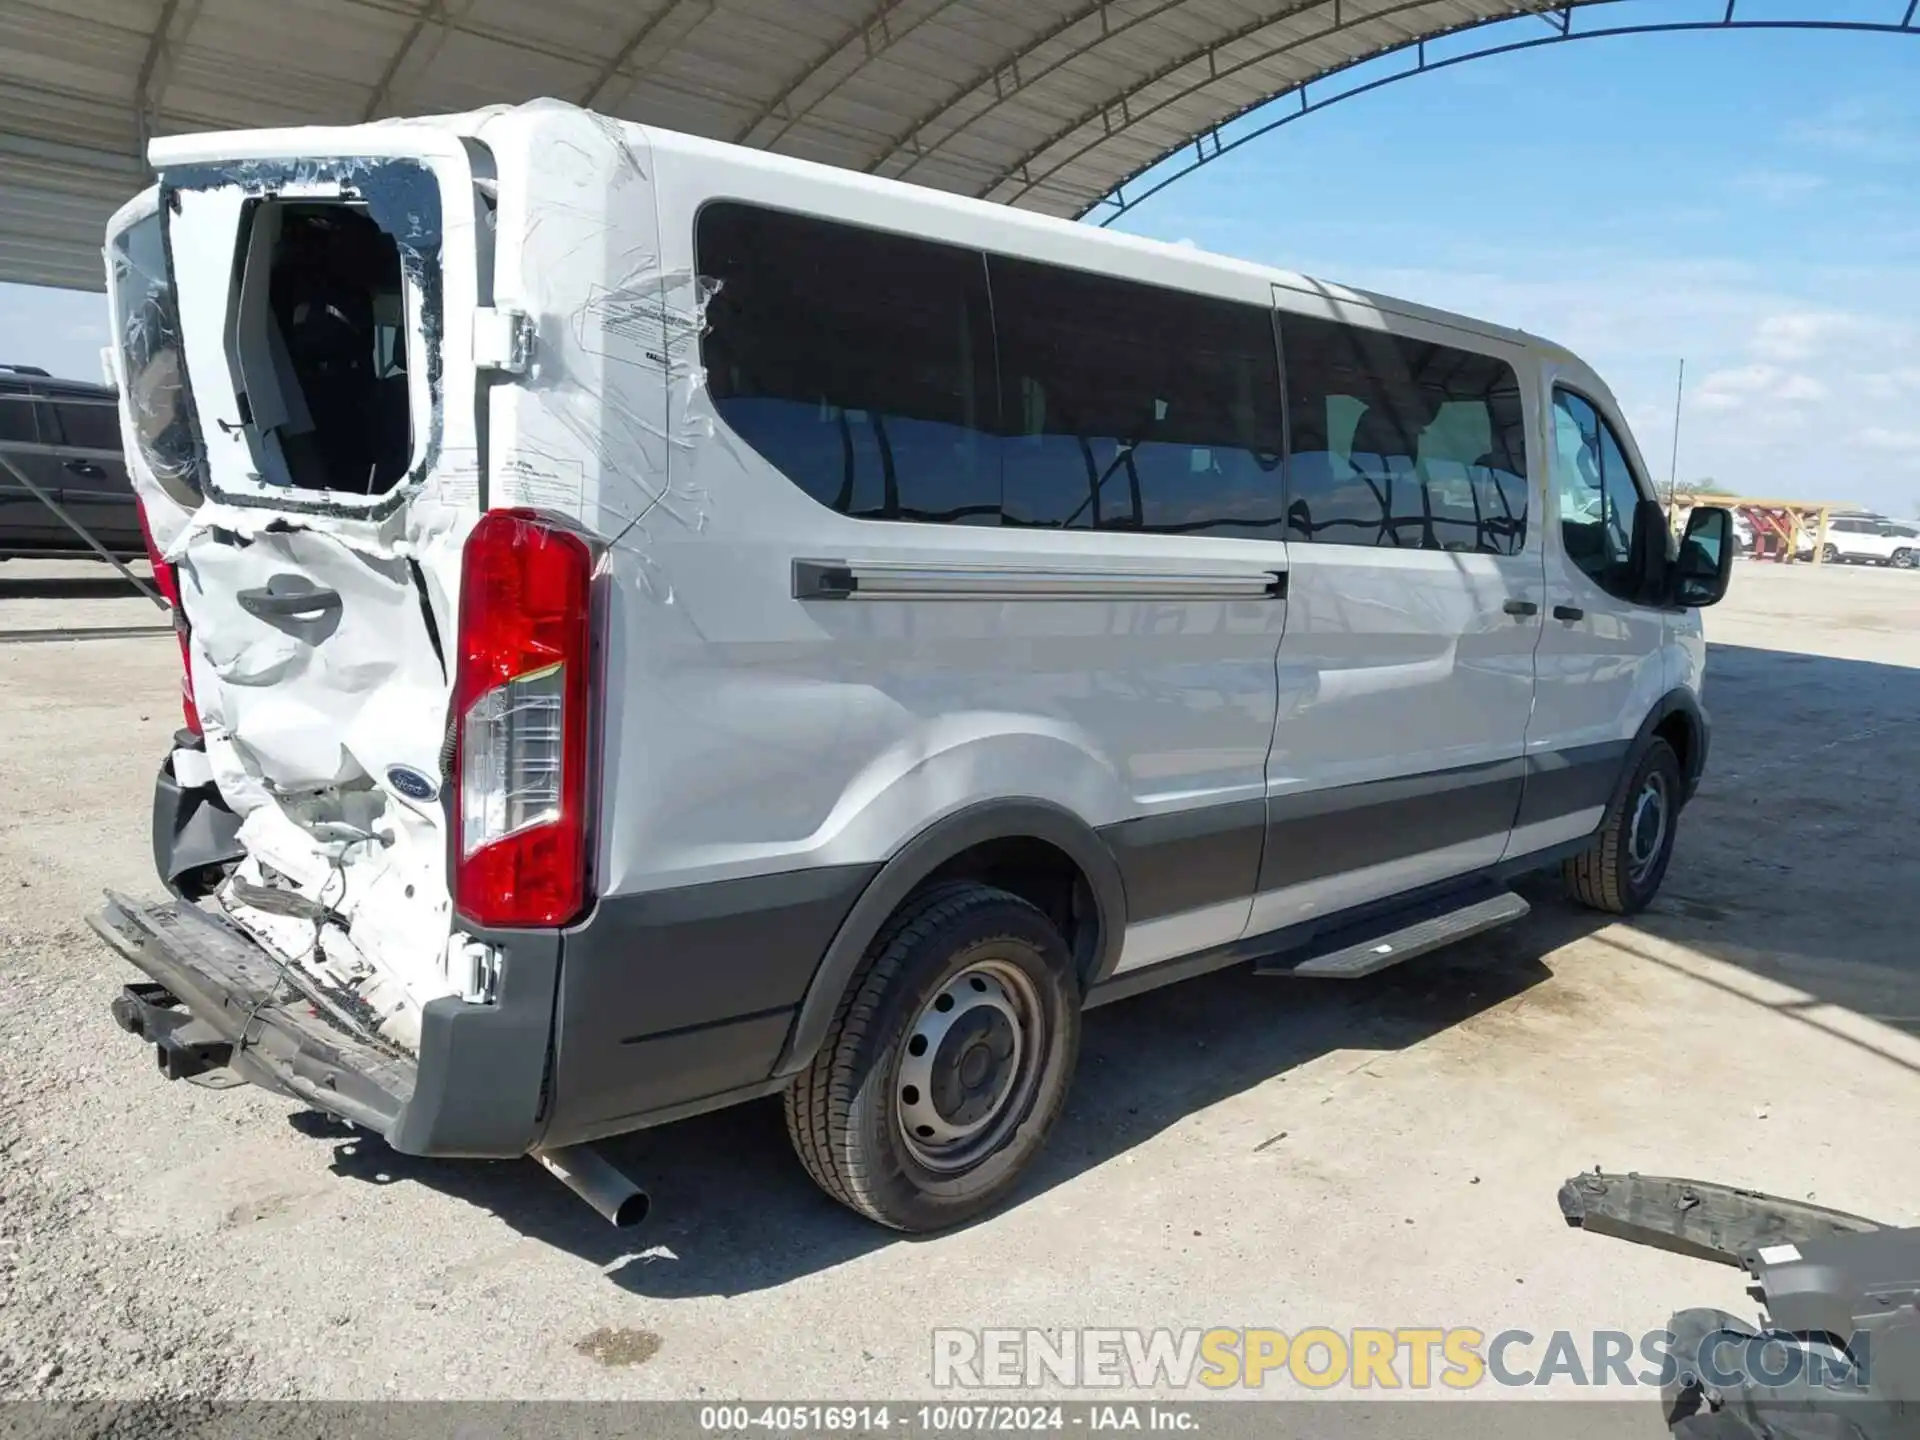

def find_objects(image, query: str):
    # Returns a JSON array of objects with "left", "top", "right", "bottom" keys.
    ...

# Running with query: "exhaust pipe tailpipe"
[{"left": 534, "top": 1144, "right": 650, "bottom": 1228}]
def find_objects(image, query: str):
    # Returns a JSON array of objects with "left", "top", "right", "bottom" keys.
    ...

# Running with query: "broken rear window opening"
[
  {"left": 228, "top": 201, "right": 415, "bottom": 496},
  {"left": 111, "top": 212, "right": 203, "bottom": 508}
]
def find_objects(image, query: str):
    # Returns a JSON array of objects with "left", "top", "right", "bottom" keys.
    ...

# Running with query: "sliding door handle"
[
  {"left": 1552, "top": 605, "right": 1585, "bottom": 622},
  {"left": 1502, "top": 598, "right": 1538, "bottom": 617}
]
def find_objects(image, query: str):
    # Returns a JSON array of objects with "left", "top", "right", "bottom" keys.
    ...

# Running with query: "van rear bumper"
[
  {"left": 93, "top": 878, "right": 839, "bottom": 1160},
  {"left": 113, "top": 765, "right": 875, "bottom": 1158},
  {"left": 91, "top": 893, "right": 417, "bottom": 1139},
  {"left": 91, "top": 892, "right": 570, "bottom": 1158}
]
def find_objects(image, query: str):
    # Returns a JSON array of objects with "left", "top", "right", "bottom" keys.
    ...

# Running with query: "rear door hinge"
[{"left": 473, "top": 308, "right": 534, "bottom": 375}]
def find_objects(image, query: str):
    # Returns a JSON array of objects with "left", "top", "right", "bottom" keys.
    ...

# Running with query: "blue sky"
[
  {"left": 3, "top": 1, "right": 1916, "bottom": 510},
  {"left": 1109, "top": 2, "right": 1920, "bottom": 513}
]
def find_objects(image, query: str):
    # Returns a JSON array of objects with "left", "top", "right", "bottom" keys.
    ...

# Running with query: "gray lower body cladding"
[
  {"left": 531, "top": 865, "right": 880, "bottom": 1150},
  {"left": 113, "top": 721, "right": 1690, "bottom": 1157},
  {"left": 1100, "top": 742, "right": 1632, "bottom": 927}
]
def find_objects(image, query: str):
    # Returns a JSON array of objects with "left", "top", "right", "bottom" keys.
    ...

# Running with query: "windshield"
[{"left": 109, "top": 210, "right": 203, "bottom": 508}]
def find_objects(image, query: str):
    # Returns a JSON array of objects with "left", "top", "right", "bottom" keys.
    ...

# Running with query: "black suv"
[{"left": 0, "top": 364, "right": 143, "bottom": 561}]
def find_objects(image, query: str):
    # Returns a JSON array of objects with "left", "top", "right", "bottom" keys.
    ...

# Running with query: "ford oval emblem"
[{"left": 386, "top": 765, "right": 439, "bottom": 803}]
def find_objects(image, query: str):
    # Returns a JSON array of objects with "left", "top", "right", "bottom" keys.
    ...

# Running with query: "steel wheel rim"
[
  {"left": 895, "top": 958, "right": 1045, "bottom": 1174},
  {"left": 1628, "top": 771, "right": 1671, "bottom": 887}
]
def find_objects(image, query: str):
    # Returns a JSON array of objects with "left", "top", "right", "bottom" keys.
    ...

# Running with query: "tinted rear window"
[
  {"left": 0, "top": 382, "right": 37, "bottom": 446},
  {"left": 51, "top": 395, "right": 121, "bottom": 454},
  {"left": 696, "top": 200, "right": 1527, "bottom": 552},
  {"left": 1281, "top": 313, "right": 1528, "bottom": 554},
  {"left": 989, "top": 256, "right": 1285, "bottom": 536},
  {"left": 699, "top": 202, "right": 1000, "bottom": 525}
]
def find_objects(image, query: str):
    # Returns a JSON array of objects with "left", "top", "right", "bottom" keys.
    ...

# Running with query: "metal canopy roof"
[{"left": 1, "top": 0, "right": 1567, "bottom": 291}]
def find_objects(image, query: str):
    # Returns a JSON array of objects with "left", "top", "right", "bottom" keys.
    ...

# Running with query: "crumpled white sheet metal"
[
  {"left": 99, "top": 100, "right": 730, "bottom": 1037},
  {"left": 126, "top": 101, "right": 721, "bottom": 572},
  {"left": 478, "top": 99, "right": 718, "bottom": 599}
]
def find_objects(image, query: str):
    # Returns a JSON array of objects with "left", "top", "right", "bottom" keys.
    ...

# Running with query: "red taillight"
[
  {"left": 451, "top": 509, "right": 595, "bottom": 929},
  {"left": 134, "top": 497, "right": 200, "bottom": 737}
]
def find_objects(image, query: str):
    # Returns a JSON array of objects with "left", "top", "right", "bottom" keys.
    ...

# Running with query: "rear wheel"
[
  {"left": 1895, "top": 549, "right": 1915, "bottom": 570},
  {"left": 1564, "top": 738, "right": 1683, "bottom": 916},
  {"left": 1821, "top": 543, "right": 1840, "bottom": 564},
  {"left": 784, "top": 881, "right": 1080, "bottom": 1232}
]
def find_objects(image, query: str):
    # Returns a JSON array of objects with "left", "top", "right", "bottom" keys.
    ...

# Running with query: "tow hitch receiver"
[{"left": 110, "top": 980, "right": 235, "bottom": 1081}]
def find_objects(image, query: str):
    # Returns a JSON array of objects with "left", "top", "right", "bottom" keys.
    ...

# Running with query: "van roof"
[
  {"left": 637, "top": 120, "right": 1570, "bottom": 364},
  {"left": 141, "top": 101, "right": 1601, "bottom": 401},
  {"left": 0, "top": 365, "right": 111, "bottom": 397}
]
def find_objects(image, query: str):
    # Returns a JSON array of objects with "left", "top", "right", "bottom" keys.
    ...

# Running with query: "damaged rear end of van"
[{"left": 93, "top": 103, "right": 704, "bottom": 1200}]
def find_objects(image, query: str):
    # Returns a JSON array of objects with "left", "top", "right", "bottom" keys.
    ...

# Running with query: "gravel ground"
[{"left": 2, "top": 556, "right": 1918, "bottom": 1402}]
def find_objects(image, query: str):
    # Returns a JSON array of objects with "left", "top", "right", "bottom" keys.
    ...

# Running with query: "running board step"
[{"left": 1255, "top": 887, "right": 1530, "bottom": 979}]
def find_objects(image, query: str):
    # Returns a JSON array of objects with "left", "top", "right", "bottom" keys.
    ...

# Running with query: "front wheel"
[
  {"left": 1564, "top": 738, "right": 1683, "bottom": 916},
  {"left": 1894, "top": 549, "right": 1915, "bottom": 570},
  {"left": 784, "top": 881, "right": 1081, "bottom": 1232},
  {"left": 1821, "top": 543, "right": 1840, "bottom": 564}
]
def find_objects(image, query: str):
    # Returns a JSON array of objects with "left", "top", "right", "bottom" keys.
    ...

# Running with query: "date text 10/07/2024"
[{"left": 699, "top": 1405, "right": 1201, "bottom": 1433}]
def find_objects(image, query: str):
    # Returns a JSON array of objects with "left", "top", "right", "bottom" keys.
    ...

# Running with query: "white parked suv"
[
  {"left": 1820, "top": 514, "right": 1919, "bottom": 568},
  {"left": 92, "top": 101, "right": 1737, "bottom": 1234}
]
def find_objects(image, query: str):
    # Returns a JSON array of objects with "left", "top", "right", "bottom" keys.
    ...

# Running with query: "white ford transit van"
[{"left": 94, "top": 100, "right": 1734, "bottom": 1234}]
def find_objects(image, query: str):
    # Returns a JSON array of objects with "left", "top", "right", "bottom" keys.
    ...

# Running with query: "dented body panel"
[{"left": 113, "top": 125, "right": 490, "bottom": 1047}]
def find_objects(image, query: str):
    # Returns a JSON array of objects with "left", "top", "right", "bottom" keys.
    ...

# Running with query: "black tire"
[
  {"left": 783, "top": 880, "right": 1081, "bottom": 1233},
  {"left": 1895, "top": 549, "right": 1915, "bottom": 570},
  {"left": 1821, "top": 543, "right": 1839, "bottom": 564},
  {"left": 1563, "top": 737, "right": 1683, "bottom": 916}
]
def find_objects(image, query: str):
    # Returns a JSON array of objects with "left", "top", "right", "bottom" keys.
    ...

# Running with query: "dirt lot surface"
[{"left": 2, "top": 556, "right": 1917, "bottom": 1402}]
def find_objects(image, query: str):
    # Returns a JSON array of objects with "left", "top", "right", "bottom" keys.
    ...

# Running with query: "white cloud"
[
  {"left": 1790, "top": 99, "right": 1920, "bottom": 163},
  {"left": 1860, "top": 427, "right": 1920, "bottom": 453},
  {"left": 1858, "top": 368, "right": 1920, "bottom": 399},
  {"left": 1696, "top": 366, "right": 1774, "bottom": 398},
  {"left": 1751, "top": 313, "right": 1861, "bottom": 364},
  {"left": 1730, "top": 170, "right": 1827, "bottom": 204},
  {"left": 1693, "top": 364, "right": 1829, "bottom": 412},
  {"left": 1775, "top": 374, "right": 1830, "bottom": 403}
]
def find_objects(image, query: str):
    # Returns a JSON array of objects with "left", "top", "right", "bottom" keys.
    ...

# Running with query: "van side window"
[
  {"left": 1280, "top": 313, "right": 1528, "bottom": 554},
  {"left": 52, "top": 396, "right": 120, "bottom": 454},
  {"left": 0, "top": 382, "right": 39, "bottom": 446},
  {"left": 698, "top": 202, "right": 1001, "bottom": 524},
  {"left": 1552, "top": 389, "right": 1647, "bottom": 600},
  {"left": 988, "top": 257, "right": 1285, "bottom": 536}
]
